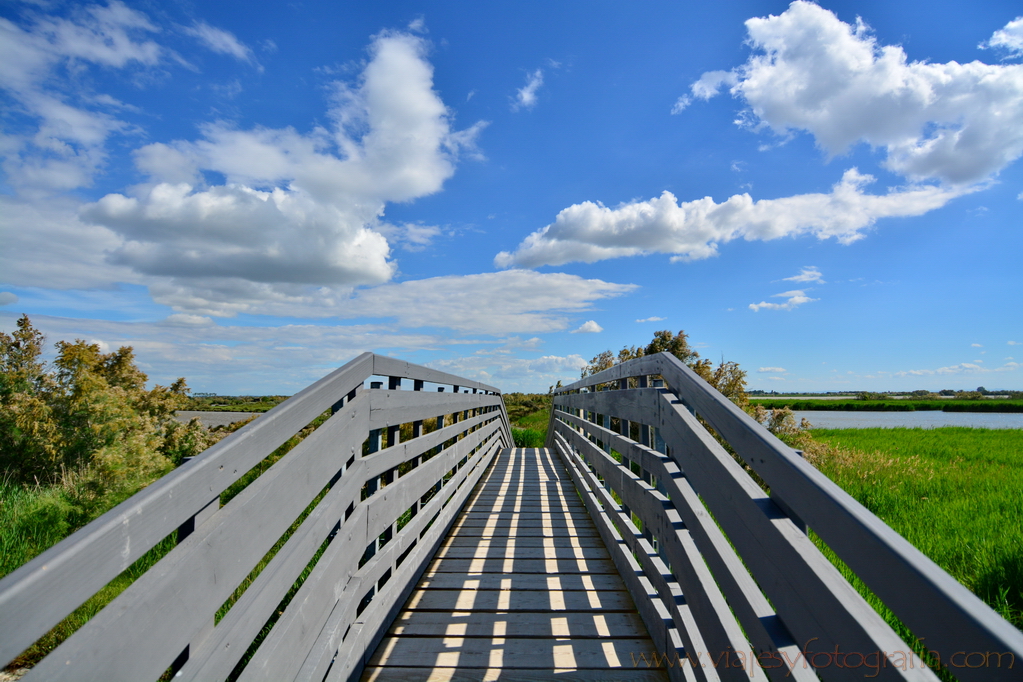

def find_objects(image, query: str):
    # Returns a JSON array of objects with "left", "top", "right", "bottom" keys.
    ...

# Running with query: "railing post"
[{"left": 170, "top": 495, "right": 220, "bottom": 676}]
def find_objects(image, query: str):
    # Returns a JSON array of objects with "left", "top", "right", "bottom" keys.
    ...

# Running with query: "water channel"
[{"left": 793, "top": 410, "right": 1023, "bottom": 430}]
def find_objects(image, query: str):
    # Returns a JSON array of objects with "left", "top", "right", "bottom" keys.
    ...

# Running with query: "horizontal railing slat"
[
  {"left": 233, "top": 427, "right": 503, "bottom": 682},
  {"left": 0, "top": 352, "right": 374, "bottom": 667},
  {"left": 560, "top": 352, "right": 1023, "bottom": 679},
  {"left": 371, "top": 356, "right": 501, "bottom": 395},
  {"left": 555, "top": 388, "right": 936, "bottom": 681},
  {"left": 556, "top": 422, "right": 775, "bottom": 682},
  {"left": 553, "top": 408, "right": 816, "bottom": 680},
  {"left": 22, "top": 392, "right": 372, "bottom": 682},
  {"left": 367, "top": 390, "right": 502, "bottom": 428},
  {"left": 551, "top": 431, "right": 691, "bottom": 682},
  {"left": 320, "top": 440, "right": 503, "bottom": 682},
  {"left": 177, "top": 453, "right": 366, "bottom": 682}
]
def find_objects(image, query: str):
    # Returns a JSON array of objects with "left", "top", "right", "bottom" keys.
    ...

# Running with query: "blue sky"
[{"left": 1, "top": 0, "right": 1021, "bottom": 394}]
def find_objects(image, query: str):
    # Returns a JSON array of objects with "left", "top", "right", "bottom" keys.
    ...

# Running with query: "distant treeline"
[{"left": 751, "top": 399, "right": 1023, "bottom": 413}]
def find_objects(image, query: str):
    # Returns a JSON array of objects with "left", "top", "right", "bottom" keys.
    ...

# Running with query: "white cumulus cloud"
[
  {"left": 78, "top": 31, "right": 485, "bottom": 315},
  {"left": 495, "top": 169, "right": 965, "bottom": 268},
  {"left": 983, "top": 17, "right": 1023, "bottom": 57},
  {"left": 683, "top": 1, "right": 1023, "bottom": 185},
  {"left": 571, "top": 320, "right": 603, "bottom": 334}
]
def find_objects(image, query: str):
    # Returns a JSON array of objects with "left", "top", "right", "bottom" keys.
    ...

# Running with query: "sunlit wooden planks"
[{"left": 362, "top": 448, "right": 668, "bottom": 681}]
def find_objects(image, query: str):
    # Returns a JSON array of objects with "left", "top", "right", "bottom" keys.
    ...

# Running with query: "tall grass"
[
  {"left": 805, "top": 427, "right": 1023, "bottom": 629},
  {"left": 0, "top": 476, "right": 178, "bottom": 669}
]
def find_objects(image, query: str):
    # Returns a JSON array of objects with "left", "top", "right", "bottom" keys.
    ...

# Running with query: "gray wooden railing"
[
  {"left": 0, "top": 353, "right": 511, "bottom": 682},
  {"left": 548, "top": 352, "right": 1023, "bottom": 682}
]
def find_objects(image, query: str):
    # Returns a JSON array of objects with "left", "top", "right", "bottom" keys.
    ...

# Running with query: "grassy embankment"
[{"left": 752, "top": 398, "right": 1023, "bottom": 412}]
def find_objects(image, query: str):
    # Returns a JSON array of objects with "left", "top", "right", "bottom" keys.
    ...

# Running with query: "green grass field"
[{"left": 806, "top": 427, "right": 1023, "bottom": 629}]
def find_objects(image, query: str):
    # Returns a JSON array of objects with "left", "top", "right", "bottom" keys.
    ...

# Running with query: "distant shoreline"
[{"left": 174, "top": 411, "right": 259, "bottom": 428}]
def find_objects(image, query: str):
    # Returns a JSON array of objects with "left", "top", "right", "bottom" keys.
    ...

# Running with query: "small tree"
[{"left": 580, "top": 329, "right": 748, "bottom": 407}]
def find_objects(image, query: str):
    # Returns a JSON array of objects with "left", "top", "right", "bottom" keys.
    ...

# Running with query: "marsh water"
[{"left": 794, "top": 410, "right": 1023, "bottom": 430}]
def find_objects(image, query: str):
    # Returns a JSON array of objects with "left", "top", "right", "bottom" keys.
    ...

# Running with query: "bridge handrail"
[
  {"left": 0, "top": 353, "right": 511, "bottom": 681},
  {"left": 549, "top": 352, "right": 1023, "bottom": 682}
]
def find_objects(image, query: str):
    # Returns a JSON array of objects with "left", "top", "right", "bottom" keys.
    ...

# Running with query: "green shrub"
[{"left": 511, "top": 427, "right": 545, "bottom": 448}]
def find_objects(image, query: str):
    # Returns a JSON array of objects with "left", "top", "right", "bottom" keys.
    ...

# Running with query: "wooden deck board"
[{"left": 360, "top": 448, "right": 667, "bottom": 681}]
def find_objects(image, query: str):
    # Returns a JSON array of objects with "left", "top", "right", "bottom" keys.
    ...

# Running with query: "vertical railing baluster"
[{"left": 169, "top": 495, "right": 219, "bottom": 676}]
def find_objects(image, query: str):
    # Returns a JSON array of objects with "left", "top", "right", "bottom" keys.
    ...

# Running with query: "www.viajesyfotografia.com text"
[{"left": 630, "top": 640, "right": 1015, "bottom": 678}]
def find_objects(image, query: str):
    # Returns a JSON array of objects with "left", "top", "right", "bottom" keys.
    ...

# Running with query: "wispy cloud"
[
  {"left": 184, "top": 21, "right": 256, "bottom": 65},
  {"left": 894, "top": 360, "right": 1021, "bottom": 377},
  {"left": 749, "top": 290, "right": 817, "bottom": 312},
  {"left": 513, "top": 69, "right": 544, "bottom": 110},
  {"left": 783, "top": 266, "right": 825, "bottom": 284},
  {"left": 758, "top": 367, "right": 787, "bottom": 373},
  {"left": 635, "top": 316, "right": 666, "bottom": 323}
]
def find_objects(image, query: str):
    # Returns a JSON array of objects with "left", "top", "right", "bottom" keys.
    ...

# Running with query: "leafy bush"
[
  {"left": 0, "top": 315, "right": 218, "bottom": 495},
  {"left": 511, "top": 427, "right": 545, "bottom": 448}
]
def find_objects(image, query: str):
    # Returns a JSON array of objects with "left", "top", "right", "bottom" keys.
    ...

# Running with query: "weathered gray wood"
[
  {"left": 551, "top": 434, "right": 692, "bottom": 682},
  {"left": 558, "top": 425, "right": 772, "bottom": 682},
  {"left": 242, "top": 435, "right": 504, "bottom": 682},
  {"left": 365, "top": 422, "right": 502, "bottom": 540},
  {"left": 363, "top": 448, "right": 664, "bottom": 682},
  {"left": 366, "top": 635, "right": 662, "bottom": 668},
  {"left": 442, "top": 535, "right": 603, "bottom": 549},
  {"left": 556, "top": 389, "right": 936, "bottom": 682},
  {"left": 555, "top": 408, "right": 816, "bottom": 682},
  {"left": 315, "top": 442, "right": 503, "bottom": 682},
  {"left": 0, "top": 352, "right": 374, "bottom": 667},
  {"left": 367, "top": 390, "right": 502, "bottom": 429},
  {"left": 3, "top": 352, "right": 515, "bottom": 682},
  {"left": 372, "top": 356, "right": 501, "bottom": 395},
  {"left": 554, "top": 432, "right": 716, "bottom": 682},
  {"left": 179, "top": 422, "right": 501, "bottom": 682},
  {"left": 360, "top": 667, "right": 670, "bottom": 682},
  {"left": 21, "top": 394, "right": 372, "bottom": 682},
  {"left": 406, "top": 588, "right": 639, "bottom": 611},
  {"left": 558, "top": 353, "right": 1023, "bottom": 680},
  {"left": 416, "top": 572, "right": 627, "bottom": 592},
  {"left": 178, "top": 457, "right": 368, "bottom": 682},
  {"left": 389, "top": 610, "right": 649, "bottom": 638},
  {"left": 437, "top": 545, "right": 614, "bottom": 560}
]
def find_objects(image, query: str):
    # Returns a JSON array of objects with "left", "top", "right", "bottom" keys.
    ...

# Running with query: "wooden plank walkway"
[{"left": 362, "top": 448, "right": 668, "bottom": 681}]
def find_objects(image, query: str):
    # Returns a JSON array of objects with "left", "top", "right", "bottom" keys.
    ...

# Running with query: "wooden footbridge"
[{"left": 2, "top": 353, "right": 1021, "bottom": 681}]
